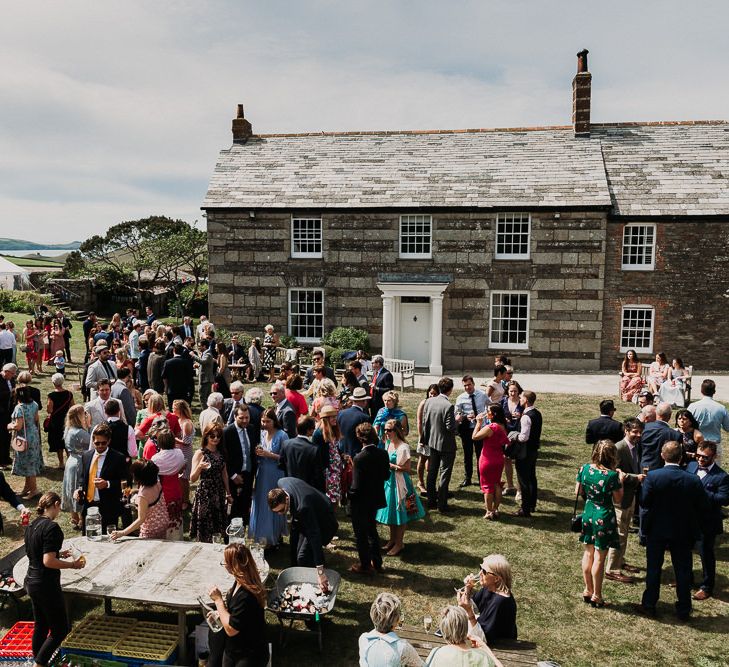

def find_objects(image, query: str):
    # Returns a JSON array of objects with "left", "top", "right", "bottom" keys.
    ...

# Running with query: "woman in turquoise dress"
[
  {"left": 248, "top": 408, "right": 288, "bottom": 546},
  {"left": 575, "top": 440, "right": 624, "bottom": 608},
  {"left": 373, "top": 391, "right": 409, "bottom": 445},
  {"left": 375, "top": 419, "right": 425, "bottom": 556},
  {"left": 8, "top": 386, "right": 43, "bottom": 498}
]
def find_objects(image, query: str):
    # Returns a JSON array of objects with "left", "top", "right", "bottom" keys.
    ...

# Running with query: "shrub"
[
  {"left": 322, "top": 327, "right": 369, "bottom": 352},
  {"left": 0, "top": 290, "right": 48, "bottom": 315},
  {"left": 279, "top": 334, "right": 298, "bottom": 349}
]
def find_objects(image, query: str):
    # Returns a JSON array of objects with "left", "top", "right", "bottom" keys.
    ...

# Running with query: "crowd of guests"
[
  {"left": 579, "top": 379, "right": 729, "bottom": 619},
  {"left": 4, "top": 307, "right": 729, "bottom": 665}
]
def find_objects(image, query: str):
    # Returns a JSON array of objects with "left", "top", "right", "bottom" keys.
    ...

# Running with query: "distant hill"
[{"left": 0, "top": 238, "right": 81, "bottom": 251}]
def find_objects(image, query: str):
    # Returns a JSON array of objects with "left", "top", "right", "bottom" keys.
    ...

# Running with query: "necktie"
[
  {"left": 631, "top": 446, "right": 639, "bottom": 471},
  {"left": 470, "top": 394, "right": 478, "bottom": 420},
  {"left": 102, "top": 361, "right": 114, "bottom": 379},
  {"left": 228, "top": 402, "right": 239, "bottom": 424},
  {"left": 87, "top": 454, "right": 99, "bottom": 500},
  {"left": 240, "top": 429, "right": 250, "bottom": 471}
]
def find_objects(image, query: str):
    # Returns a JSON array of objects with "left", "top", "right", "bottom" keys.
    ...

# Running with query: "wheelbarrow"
[{"left": 266, "top": 566, "right": 341, "bottom": 652}]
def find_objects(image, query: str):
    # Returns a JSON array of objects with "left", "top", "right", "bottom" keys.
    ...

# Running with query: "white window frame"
[
  {"left": 621, "top": 223, "right": 656, "bottom": 271},
  {"left": 619, "top": 305, "right": 654, "bottom": 353},
  {"left": 399, "top": 214, "right": 432, "bottom": 259},
  {"left": 291, "top": 216, "right": 323, "bottom": 259},
  {"left": 495, "top": 212, "right": 531, "bottom": 260},
  {"left": 288, "top": 288, "right": 324, "bottom": 343},
  {"left": 489, "top": 290, "right": 530, "bottom": 350}
]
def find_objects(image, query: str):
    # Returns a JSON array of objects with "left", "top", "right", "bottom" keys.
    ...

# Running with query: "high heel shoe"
[
  {"left": 590, "top": 597, "right": 608, "bottom": 608},
  {"left": 582, "top": 594, "right": 592, "bottom": 603}
]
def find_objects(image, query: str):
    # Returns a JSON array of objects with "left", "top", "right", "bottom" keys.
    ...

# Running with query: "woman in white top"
[
  {"left": 657, "top": 357, "right": 688, "bottom": 407},
  {"left": 424, "top": 606, "right": 502, "bottom": 667},
  {"left": 646, "top": 352, "right": 670, "bottom": 395},
  {"left": 358, "top": 592, "right": 422, "bottom": 666},
  {"left": 483, "top": 366, "right": 507, "bottom": 404}
]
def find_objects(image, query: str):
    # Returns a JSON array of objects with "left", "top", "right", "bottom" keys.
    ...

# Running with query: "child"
[{"left": 53, "top": 349, "right": 66, "bottom": 376}]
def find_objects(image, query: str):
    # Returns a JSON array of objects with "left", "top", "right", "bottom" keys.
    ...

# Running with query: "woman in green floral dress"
[{"left": 575, "top": 440, "right": 624, "bottom": 608}]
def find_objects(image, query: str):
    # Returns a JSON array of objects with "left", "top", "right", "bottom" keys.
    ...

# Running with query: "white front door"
[{"left": 398, "top": 297, "right": 431, "bottom": 367}]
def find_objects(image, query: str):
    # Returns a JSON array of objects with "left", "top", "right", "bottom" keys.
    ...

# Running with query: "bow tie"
[{"left": 698, "top": 466, "right": 709, "bottom": 472}]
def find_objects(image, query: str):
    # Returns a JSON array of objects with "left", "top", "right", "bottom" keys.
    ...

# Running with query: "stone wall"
[
  {"left": 601, "top": 220, "right": 729, "bottom": 371},
  {"left": 207, "top": 209, "right": 608, "bottom": 371}
]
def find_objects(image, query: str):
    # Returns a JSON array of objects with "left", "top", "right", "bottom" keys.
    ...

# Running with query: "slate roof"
[
  {"left": 594, "top": 123, "right": 729, "bottom": 216},
  {"left": 203, "top": 121, "right": 729, "bottom": 216}
]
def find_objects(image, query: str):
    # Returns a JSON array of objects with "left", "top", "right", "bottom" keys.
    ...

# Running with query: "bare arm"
[
  {"left": 113, "top": 494, "right": 149, "bottom": 538},
  {"left": 190, "top": 450, "right": 206, "bottom": 483}
]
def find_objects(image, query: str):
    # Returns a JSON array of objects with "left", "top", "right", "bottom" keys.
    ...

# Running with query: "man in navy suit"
[
  {"left": 637, "top": 441, "right": 709, "bottom": 620},
  {"left": 585, "top": 399, "right": 624, "bottom": 447},
  {"left": 369, "top": 355, "right": 394, "bottom": 419},
  {"left": 337, "top": 388, "right": 372, "bottom": 458},
  {"left": 686, "top": 441, "right": 729, "bottom": 600}
]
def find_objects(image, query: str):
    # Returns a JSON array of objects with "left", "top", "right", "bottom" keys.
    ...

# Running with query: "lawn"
[
  {"left": 0, "top": 255, "right": 65, "bottom": 268},
  {"left": 0, "top": 310, "right": 727, "bottom": 666}
]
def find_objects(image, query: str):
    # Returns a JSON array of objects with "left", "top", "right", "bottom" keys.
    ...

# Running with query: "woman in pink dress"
[
  {"left": 42, "top": 316, "right": 53, "bottom": 363},
  {"left": 473, "top": 404, "right": 510, "bottom": 521},
  {"left": 111, "top": 460, "right": 170, "bottom": 540},
  {"left": 50, "top": 318, "right": 66, "bottom": 358}
]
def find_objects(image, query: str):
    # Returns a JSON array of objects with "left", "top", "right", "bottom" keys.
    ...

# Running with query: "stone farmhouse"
[{"left": 203, "top": 51, "right": 729, "bottom": 373}]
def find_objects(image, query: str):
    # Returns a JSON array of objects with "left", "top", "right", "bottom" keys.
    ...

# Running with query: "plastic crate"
[
  {"left": 54, "top": 653, "right": 127, "bottom": 667},
  {"left": 112, "top": 622, "right": 178, "bottom": 665},
  {"left": 0, "top": 621, "right": 35, "bottom": 660},
  {"left": 62, "top": 615, "right": 138, "bottom": 654}
]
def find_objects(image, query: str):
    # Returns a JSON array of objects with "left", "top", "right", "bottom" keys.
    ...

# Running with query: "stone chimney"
[
  {"left": 232, "top": 104, "right": 253, "bottom": 143},
  {"left": 572, "top": 49, "right": 591, "bottom": 136}
]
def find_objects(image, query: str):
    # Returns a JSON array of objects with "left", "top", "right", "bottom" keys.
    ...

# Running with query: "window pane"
[
  {"left": 621, "top": 224, "right": 655, "bottom": 269},
  {"left": 289, "top": 289, "right": 323, "bottom": 340},
  {"left": 620, "top": 307, "right": 653, "bottom": 351},
  {"left": 490, "top": 292, "right": 529, "bottom": 349},
  {"left": 292, "top": 218, "right": 322, "bottom": 256},
  {"left": 495, "top": 213, "right": 530, "bottom": 259},
  {"left": 400, "top": 215, "right": 432, "bottom": 256}
]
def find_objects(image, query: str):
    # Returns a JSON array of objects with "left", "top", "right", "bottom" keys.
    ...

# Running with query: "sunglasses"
[
  {"left": 384, "top": 428, "right": 394, "bottom": 432},
  {"left": 208, "top": 433, "right": 221, "bottom": 439},
  {"left": 695, "top": 454, "right": 712, "bottom": 460},
  {"left": 480, "top": 568, "right": 495, "bottom": 576}
]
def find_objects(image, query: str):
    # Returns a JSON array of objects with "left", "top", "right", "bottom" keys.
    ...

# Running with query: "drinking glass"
[
  {"left": 423, "top": 615, "right": 433, "bottom": 633},
  {"left": 106, "top": 525, "right": 117, "bottom": 540},
  {"left": 212, "top": 533, "right": 225, "bottom": 551}
]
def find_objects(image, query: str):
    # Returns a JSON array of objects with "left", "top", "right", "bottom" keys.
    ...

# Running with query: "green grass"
[
  {"left": 1, "top": 310, "right": 727, "bottom": 666},
  {"left": 0, "top": 255, "right": 64, "bottom": 268}
]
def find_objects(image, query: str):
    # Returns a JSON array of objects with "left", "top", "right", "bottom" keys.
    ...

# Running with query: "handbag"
[
  {"left": 570, "top": 466, "right": 584, "bottom": 533},
  {"left": 11, "top": 417, "right": 28, "bottom": 453},
  {"left": 404, "top": 492, "right": 418, "bottom": 516}
]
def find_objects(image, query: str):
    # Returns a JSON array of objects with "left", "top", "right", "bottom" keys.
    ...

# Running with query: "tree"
[{"left": 154, "top": 223, "right": 208, "bottom": 313}]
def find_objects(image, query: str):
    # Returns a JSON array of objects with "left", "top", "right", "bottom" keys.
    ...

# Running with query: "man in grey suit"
[
  {"left": 194, "top": 341, "right": 216, "bottom": 409},
  {"left": 85, "top": 379, "right": 117, "bottom": 429},
  {"left": 271, "top": 381, "right": 297, "bottom": 439},
  {"left": 111, "top": 368, "right": 137, "bottom": 426},
  {"left": 606, "top": 418, "right": 647, "bottom": 583},
  {"left": 422, "top": 377, "right": 457, "bottom": 512},
  {"left": 85, "top": 346, "right": 117, "bottom": 399}
]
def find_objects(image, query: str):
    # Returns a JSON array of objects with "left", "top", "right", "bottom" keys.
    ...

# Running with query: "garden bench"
[
  {"left": 399, "top": 625, "right": 537, "bottom": 665},
  {"left": 618, "top": 364, "right": 693, "bottom": 406},
  {"left": 383, "top": 357, "right": 416, "bottom": 391}
]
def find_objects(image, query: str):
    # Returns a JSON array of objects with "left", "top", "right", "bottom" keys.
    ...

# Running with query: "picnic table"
[
  {"left": 398, "top": 625, "right": 538, "bottom": 666},
  {"left": 14, "top": 537, "right": 269, "bottom": 664}
]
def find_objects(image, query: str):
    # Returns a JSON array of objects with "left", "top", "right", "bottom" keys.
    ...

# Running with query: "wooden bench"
[
  {"left": 398, "top": 625, "right": 537, "bottom": 666},
  {"left": 383, "top": 357, "right": 416, "bottom": 391}
]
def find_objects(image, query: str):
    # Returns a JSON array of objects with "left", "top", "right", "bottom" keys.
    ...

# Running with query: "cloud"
[{"left": 0, "top": 0, "right": 726, "bottom": 242}]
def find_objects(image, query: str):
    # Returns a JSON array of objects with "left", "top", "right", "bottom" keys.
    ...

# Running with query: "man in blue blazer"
[
  {"left": 638, "top": 441, "right": 709, "bottom": 620},
  {"left": 686, "top": 441, "right": 729, "bottom": 600}
]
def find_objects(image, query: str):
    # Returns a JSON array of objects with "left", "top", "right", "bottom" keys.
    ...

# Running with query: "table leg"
[
  {"left": 104, "top": 597, "right": 113, "bottom": 615},
  {"left": 178, "top": 609, "right": 188, "bottom": 665}
]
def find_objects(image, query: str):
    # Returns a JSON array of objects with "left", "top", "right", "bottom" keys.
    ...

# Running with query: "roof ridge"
[{"left": 251, "top": 120, "right": 728, "bottom": 139}]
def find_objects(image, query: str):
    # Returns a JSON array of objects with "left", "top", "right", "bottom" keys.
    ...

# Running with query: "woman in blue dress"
[
  {"left": 375, "top": 419, "right": 425, "bottom": 557},
  {"left": 9, "top": 386, "right": 43, "bottom": 499},
  {"left": 373, "top": 391, "right": 409, "bottom": 445},
  {"left": 61, "top": 405, "right": 90, "bottom": 528},
  {"left": 249, "top": 408, "right": 288, "bottom": 546}
]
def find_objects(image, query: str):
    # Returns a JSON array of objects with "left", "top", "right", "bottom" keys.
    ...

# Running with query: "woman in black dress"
[
  {"left": 208, "top": 542, "right": 269, "bottom": 667},
  {"left": 459, "top": 553, "right": 517, "bottom": 644},
  {"left": 46, "top": 373, "right": 74, "bottom": 468},
  {"left": 24, "top": 492, "right": 85, "bottom": 667},
  {"left": 190, "top": 423, "right": 231, "bottom": 542}
]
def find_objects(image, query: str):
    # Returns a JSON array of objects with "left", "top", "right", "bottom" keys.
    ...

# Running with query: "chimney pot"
[
  {"left": 232, "top": 103, "right": 253, "bottom": 143},
  {"left": 577, "top": 49, "right": 589, "bottom": 73},
  {"left": 572, "top": 51, "right": 591, "bottom": 137}
]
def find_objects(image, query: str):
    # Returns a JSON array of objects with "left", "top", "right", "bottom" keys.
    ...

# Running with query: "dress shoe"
[
  {"left": 513, "top": 509, "right": 531, "bottom": 518},
  {"left": 503, "top": 487, "right": 517, "bottom": 497},
  {"left": 459, "top": 479, "right": 471, "bottom": 488},
  {"left": 349, "top": 563, "right": 374, "bottom": 576},
  {"left": 605, "top": 572, "right": 635, "bottom": 584},
  {"left": 692, "top": 589, "right": 711, "bottom": 601},
  {"left": 622, "top": 563, "right": 641, "bottom": 574},
  {"left": 632, "top": 603, "right": 656, "bottom": 618},
  {"left": 371, "top": 561, "right": 385, "bottom": 574}
]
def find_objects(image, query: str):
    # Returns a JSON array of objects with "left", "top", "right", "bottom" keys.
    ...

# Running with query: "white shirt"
[
  {"left": 0, "top": 330, "right": 14, "bottom": 350},
  {"left": 696, "top": 461, "right": 715, "bottom": 480},
  {"left": 515, "top": 406, "right": 535, "bottom": 442},
  {"left": 107, "top": 416, "right": 139, "bottom": 458}
]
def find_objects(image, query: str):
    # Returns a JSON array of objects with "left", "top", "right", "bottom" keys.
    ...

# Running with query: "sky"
[{"left": 2, "top": 0, "right": 728, "bottom": 243}]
